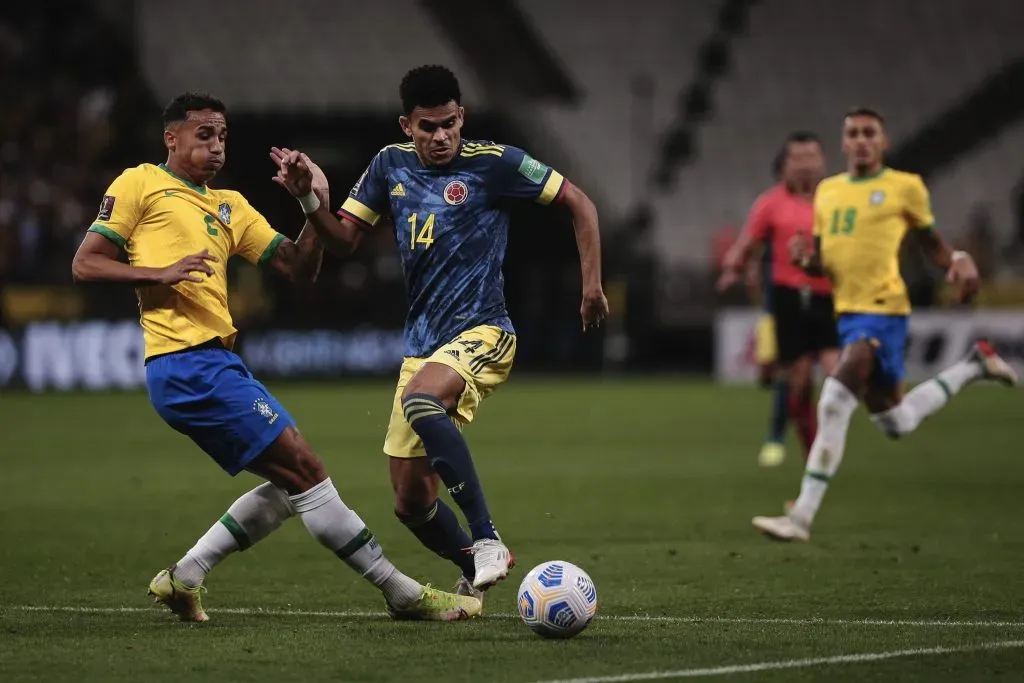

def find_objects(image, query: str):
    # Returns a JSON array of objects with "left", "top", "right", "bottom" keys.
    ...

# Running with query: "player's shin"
[
  {"left": 870, "top": 358, "right": 984, "bottom": 438},
  {"left": 288, "top": 477, "right": 421, "bottom": 608},
  {"left": 790, "top": 378, "right": 858, "bottom": 527},
  {"left": 402, "top": 393, "right": 499, "bottom": 541},
  {"left": 175, "top": 482, "right": 294, "bottom": 587},
  {"left": 396, "top": 499, "right": 476, "bottom": 579},
  {"left": 788, "top": 385, "right": 817, "bottom": 457},
  {"left": 768, "top": 378, "right": 790, "bottom": 444}
]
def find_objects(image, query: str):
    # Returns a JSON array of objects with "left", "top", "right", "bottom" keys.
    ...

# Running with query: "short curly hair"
[
  {"left": 162, "top": 92, "right": 226, "bottom": 128},
  {"left": 399, "top": 65, "right": 461, "bottom": 115}
]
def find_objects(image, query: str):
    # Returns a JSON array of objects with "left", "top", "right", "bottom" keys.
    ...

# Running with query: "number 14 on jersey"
[{"left": 408, "top": 212, "right": 436, "bottom": 251}]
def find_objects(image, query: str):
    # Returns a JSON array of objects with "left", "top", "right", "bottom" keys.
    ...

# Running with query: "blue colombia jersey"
[{"left": 338, "top": 140, "right": 567, "bottom": 357}]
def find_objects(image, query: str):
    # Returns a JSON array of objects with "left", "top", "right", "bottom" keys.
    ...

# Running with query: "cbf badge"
[
  {"left": 870, "top": 190, "right": 885, "bottom": 206},
  {"left": 218, "top": 202, "right": 232, "bottom": 224}
]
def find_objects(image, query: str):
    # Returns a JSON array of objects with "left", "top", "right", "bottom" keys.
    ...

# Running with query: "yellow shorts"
[
  {"left": 383, "top": 325, "right": 516, "bottom": 458},
  {"left": 755, "top": 313, "right": 777, "bottom": 366}
]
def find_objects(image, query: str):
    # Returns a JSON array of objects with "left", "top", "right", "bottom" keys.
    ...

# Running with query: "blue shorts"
[
  {"left": 837, "top": 313, "right": 909, "bottom": 388},
  {"left": 146, "top": 345, "right": 295, "bottom": 475}
]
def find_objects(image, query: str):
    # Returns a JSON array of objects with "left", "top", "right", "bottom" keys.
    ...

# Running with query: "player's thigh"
[
  {"left": 404, "top": 361, "right": 466, "bottom": 409},
  {"left": 146, "top": 349, "right": 295, "bottom": 476},
  {"left": 247, "top": 426, "right": 326, "bottom": 495},
  {"left": 422, "top": 325, "right": 516, "bottom": 425},
  {"left": 832, "top": 340, "right": 875, "bottom": 399},
  {"left": 860, "top": 315, "right": 910, "bottom": 407},
  {"left": 384, "top": 358, "right": 429, "bottom": 459}
]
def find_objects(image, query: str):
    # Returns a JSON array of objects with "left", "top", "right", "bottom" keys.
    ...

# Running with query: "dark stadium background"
[
  {"left": 4, "top": 2, "right": 1024, "bottom": 682},
  {"left": 5, "top": 0, "right": 1024, "bottom": 390}
]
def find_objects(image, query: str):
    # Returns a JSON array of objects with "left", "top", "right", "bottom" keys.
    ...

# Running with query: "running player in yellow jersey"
[
  {"left": 753, "top": 107, "right": 1017, "bottom": 542},
  {"left": 72, "top": 92, "right": 480, "bottom": 622}
]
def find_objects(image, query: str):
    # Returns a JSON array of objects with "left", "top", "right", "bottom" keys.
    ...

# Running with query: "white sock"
[
  {"left": 175, "top": 482, "right": 295, "bottom": 587},
  {"left": 791, "top": 378, "right": 859, "bottom": 527},
  {"left": 289, "top": 478, "right": 422, "bottom": 608},
  {"left": 870, "top": 359, "right": 982, "bottom": 438}
]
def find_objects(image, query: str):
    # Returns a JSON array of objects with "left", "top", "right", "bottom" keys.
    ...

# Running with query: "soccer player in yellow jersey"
[
  {"left": 753, "top": 107, "right": 1017, "bottom": 542},
  {"left": 72, "top": 92, "right": 480, "bottom": 622}
]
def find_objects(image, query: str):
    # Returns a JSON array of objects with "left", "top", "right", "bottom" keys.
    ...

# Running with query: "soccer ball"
[{"left": 516, "top": 561, "right": 598, "bottom": 638}]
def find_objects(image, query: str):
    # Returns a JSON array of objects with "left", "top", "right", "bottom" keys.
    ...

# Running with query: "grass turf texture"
[{"left": 2, "top": 380, "right": 1023, "bottom": 682}]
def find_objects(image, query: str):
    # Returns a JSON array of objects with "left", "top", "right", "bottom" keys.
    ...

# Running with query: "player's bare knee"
[
  {"left": 260, "top": 428, "right": 326, "bottom": 493},
  {"left": 293, "top": 450, "right": 327, "bottom": 489},
  {"left": 402, "top": 364, "right": 464, "bottom": 410}
]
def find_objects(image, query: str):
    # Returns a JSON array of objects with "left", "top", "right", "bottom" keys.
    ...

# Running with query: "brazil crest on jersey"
[{"left": 338, "top": 140, "right": 566, "bottom": 357}]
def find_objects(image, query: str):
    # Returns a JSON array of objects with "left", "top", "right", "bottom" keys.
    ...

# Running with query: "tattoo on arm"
[{"left": 270, "top": 221, "right": 323, "bottom": 282}]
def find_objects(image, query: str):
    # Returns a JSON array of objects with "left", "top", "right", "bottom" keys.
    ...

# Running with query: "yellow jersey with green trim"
[
  {"left": 88, "top": 163, "right": 284, "bottom": 357},
  {"left": 338, "top": 140, "right": 566, "bottom": 357},
  {"left": 813, "top": 167, "right": 935, "bottom": 316}
]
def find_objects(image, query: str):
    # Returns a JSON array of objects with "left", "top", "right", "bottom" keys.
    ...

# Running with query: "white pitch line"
[
  {"left": 532, "top": 639, "right": 1024, "bottom": 683},
  {"left": 6, "top": 605, "right": 1024, "bottom": 628}
]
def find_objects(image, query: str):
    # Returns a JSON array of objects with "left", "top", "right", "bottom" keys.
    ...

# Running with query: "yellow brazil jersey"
[
  {"left": 88, "top": 163, "right": 284, "bottom": 358},
  {"left": 813, "top": 167, "right": 934, "bottom": 316}
]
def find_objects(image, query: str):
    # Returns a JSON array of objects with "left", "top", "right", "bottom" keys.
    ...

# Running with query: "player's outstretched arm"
[
  {"left": 557, "top": 181, "right": 608, "bottom": 330},
  {"left": 914, "top": 228, "right": 980, "bottom": 302},
  {"left": 72, "top": 232, "right": 216, "bottom": 285},
  {"left": 271, "top": 147, "right": 364, "bottom": 256},
  {"left": 717, "top": 231, "right": 760, "bottom": 292}
]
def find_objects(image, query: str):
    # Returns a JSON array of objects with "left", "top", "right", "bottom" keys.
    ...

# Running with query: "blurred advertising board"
[{"left": 0, "top": 321, "right": 402, "bottom": 392}]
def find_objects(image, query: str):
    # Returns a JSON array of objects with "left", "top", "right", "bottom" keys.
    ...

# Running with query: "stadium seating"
[
  {"left": 928, "top": 121, "right": 1024, "bottom": 259},
  {"left": 136, "top": 0, "right": 484, "bottom": 110},
  {"left": 516, "top": 0, "right": 720, "bottom": 222}
]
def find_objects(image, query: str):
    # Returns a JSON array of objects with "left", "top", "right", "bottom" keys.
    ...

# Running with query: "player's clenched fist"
[
  {"left": 581, "top": 287, "right": 609, "bottom": 331},
  {"left": 159, "top": 249, "right": 218, "bottom": 284},
  {"left": 947, "top": 251, "right": 980, "bottom": 302}
]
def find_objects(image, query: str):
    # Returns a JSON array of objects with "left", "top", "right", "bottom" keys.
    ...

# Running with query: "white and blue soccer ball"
[{"left": 517, "top": 560, "right": 598, "bottom": 638}]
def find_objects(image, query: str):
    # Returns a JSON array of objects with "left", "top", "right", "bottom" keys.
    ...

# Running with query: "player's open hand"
[
  {"left": 947, "top": 252, "right": 981, "bottom": 303},
  {"left": 159, "top": 249, "right": 217, "bottom": 285},
  {"left": 269, "top": 147, "right": 322, "bottom": 201},
  {"left": 581, "top": 287, "right": 609, "bottom": 331}
]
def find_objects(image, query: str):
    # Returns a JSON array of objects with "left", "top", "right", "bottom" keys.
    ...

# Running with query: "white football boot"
[
  {"left": 752, "top": 514, "right": 811, "bottom": 542},
  {"left": 471, "top": 539, "right": 515, "bottom": 589},
  {"left": 970, "top": 340, "right": 1018, "bottom": 386}
]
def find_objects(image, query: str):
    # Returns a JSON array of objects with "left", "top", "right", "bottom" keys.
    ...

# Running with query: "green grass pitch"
[{"left": 2, "top": 379, "right": 1023, "bottom": 682}]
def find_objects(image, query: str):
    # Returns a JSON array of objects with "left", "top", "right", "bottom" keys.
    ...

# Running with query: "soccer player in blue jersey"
[{"left": 274, "top": 65, "right": 607, "bottom": 600}]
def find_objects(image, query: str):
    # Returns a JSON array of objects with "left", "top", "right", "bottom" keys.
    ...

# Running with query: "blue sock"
[
  {"left": 768, "top": 378, "right": 789, "bottom": 444},
  {"left": 403, "top": 393, "right": 498, "bottom": 541},
  {"left": 396, "top": 499, "right": 476, "bottom": 579}
]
